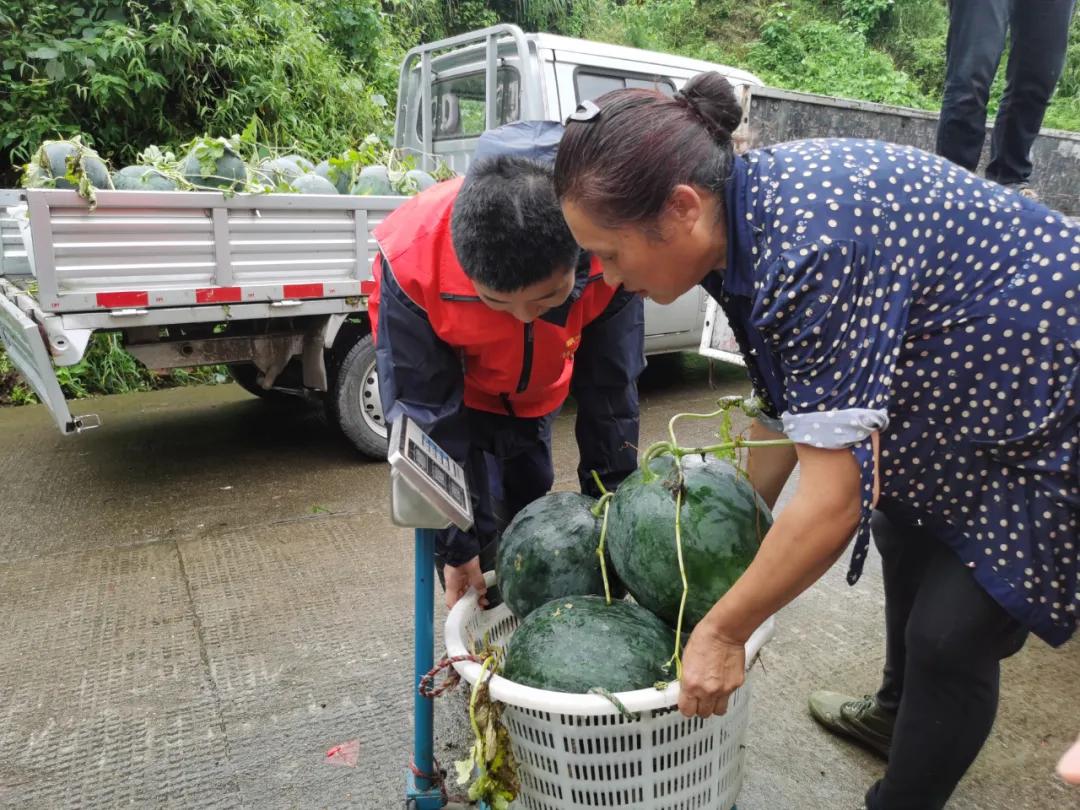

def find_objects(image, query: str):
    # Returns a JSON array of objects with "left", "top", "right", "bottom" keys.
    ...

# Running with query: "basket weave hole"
[
  {"left": 521, "top": 769, "right": 565, "bottom": 800},
  {"left": 570, "top": 785, "right": 644, "bottom": 806},
  {"left": 564, "top": 731, "right": 641, "bottom": 756}
]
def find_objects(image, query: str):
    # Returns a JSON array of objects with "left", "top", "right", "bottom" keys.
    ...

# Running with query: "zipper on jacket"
[
  {"left": 515, "top": 322, "right": 534, "bottom": 394},
  {"left": 500, "top": 394, "right": 516, "bottom": 416}
]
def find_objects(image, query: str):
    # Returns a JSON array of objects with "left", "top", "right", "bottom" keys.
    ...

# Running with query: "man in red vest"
[{"left": 369, "top": 122, "right": 644, "bottom": 608}]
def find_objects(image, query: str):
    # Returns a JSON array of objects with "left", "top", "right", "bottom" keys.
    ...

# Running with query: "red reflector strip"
[
  {"left": 196, "top": 287, "right": 243, "bottom": 304},
  {"left": 360, "top": 281, "right": 376, "bottom": 295},
  {"left": 97, "top": 291, "right": 149, "bottom": 308},
  {"left": 283, "top": 283, "right": 324, "bottom": 299}
]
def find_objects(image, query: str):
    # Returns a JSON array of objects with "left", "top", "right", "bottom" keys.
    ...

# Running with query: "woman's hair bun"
[{"left": 680, "top": 72, "right": 742, "bottom": 140}]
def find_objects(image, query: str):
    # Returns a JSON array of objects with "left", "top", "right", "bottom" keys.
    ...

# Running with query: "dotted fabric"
[{"left": 710, "top": 139, "right": 1078, "bottom": 646}]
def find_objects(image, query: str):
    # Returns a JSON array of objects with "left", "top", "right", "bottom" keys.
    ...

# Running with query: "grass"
[{"left": 0, "top": 334, "right": 226, "bottom": 407}]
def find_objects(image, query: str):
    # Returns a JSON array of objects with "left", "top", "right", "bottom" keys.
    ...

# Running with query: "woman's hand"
[{"left": 678, "top": 619, "right": 747, "bottom": 718}]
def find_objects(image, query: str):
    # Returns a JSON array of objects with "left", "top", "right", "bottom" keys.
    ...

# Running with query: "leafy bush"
[
  {"left": 748, "top": 4, "right": 930, "bottom": 107},
  {"left": 0, "top": 0, "right": 395, "bottom": 186}
]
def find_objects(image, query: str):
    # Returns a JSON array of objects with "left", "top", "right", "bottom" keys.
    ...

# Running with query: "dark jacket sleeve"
[
  {"left": 570, "top": 287, "right": 645, "bottom": 497},
  {"left": 373, "top": 254, "right": 481, "bottom": 565}
]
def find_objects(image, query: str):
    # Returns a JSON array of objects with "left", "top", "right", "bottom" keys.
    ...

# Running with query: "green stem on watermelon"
[
  {"left": 667, "top": 482, "right": 689, "bottom": 682},
  {"left": 590, "top": 469, "right": 610, "bottom": 497},
  {"left": 640, "top": 441, "right": 675, "bottom": 482},
  {"left": 667, "top": 406, "right": 728, "bottom": 449},
  {"left": 593, "top": 492, "right": 615, "bottom": 604},
  {"left": 669, "top": 438, "right": 794, "bottom": 458}
]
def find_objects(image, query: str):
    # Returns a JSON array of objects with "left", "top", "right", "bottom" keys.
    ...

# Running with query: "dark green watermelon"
[
  {"left": 182, "top": 147, "right": 247, "bottom": 191},
  {"left": 26, "top": 141, "right": 112, "bottom": 189},
  {"left": 496, "top": 492, "right": 618, "bottom": 619},
  {"left": 254, "top": 156, "right": 303, "bottom": 187},
  {"left": 501, "top": 595, "right": 674, "bottom": 693},
  {"left": 315, "top": 160, "right": 351, "bottom": 194},
  {"left": 607, "top": 454, "right": 771, "bottom": 629},
  {"left": 112, "top": 165, "right": 177, "bottom": 191},
  {"left": 290, "top": 173, "right": 338, "bottom": 194},
  {"left": 350, "top": 165, "right": 392, "bottom": 195}
]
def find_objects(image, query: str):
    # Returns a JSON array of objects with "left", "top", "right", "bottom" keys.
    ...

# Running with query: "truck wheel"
[
  {"left": 229, "top": 362, "right": 307, "bottom": 407},
  {"left": 328, "top": 333, "right": 389, "bottom": 459}
]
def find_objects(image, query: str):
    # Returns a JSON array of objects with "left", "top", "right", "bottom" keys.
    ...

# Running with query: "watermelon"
[
  {"left": 501, "top": 596, "right": 675, "bottom": 693},
  {"left": 182, "top": 146, "right": 247, "bottom": 190},
  {"left": 350, "top": 165, "right": 393, "bottom": 196},
  {"left": 254, "top": 156, "right": 303, "bottom": 187},
  {"left": 406, "top": 169, "right": 437, "bottom": 192},
  {"left": 315, "top": 160, "right": 351, "bottom": 194},
  {"left": 496, "top": 492, "right": 620, "bottom": 619},
  {"left": 112, "top": 165, "right": 177, "bottom": 191},
  {"left": 24, "top": 140, "right": 112, "bottom": 190},
  {"left": 282, "top": 154, "right": 315, "bottom": 172},
  {"left": 606, "top": 455, "right": 771, "bottom": 629},
  {"left": 290, "top": 173, "right": 338, "bottom": 194}
]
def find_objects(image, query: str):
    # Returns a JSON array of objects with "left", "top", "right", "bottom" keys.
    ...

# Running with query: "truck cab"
[{"left": 393, "top": 25, "right": 763, "bottom": 354}]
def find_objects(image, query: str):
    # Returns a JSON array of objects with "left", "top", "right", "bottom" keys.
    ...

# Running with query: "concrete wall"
[{"left": 747, "top": 85, "right": 1080, "bottom": 216}]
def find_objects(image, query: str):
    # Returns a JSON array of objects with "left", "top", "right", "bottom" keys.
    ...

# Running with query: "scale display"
[{"left": 388, "top": 416, "right": 473, "bottom": 530}]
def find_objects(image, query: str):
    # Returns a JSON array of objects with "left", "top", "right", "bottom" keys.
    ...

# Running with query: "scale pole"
[{"left": 407, "top": 527, "right": 444, "bottom": 808}]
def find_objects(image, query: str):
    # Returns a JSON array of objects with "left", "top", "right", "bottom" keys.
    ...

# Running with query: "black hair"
[
  {"left": 450, "top": 155, "right": 581, "bottom": 292},
  {"left": 554, "top": 72, "right": 743, "bottom": 227}
]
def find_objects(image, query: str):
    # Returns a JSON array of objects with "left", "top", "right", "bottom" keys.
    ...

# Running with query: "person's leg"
[
  {"left": 872, "top": 511, "right": 935, "bottom": 713},
  {"left": 499, "top": 412, "right": 556, "bottom": 519},
  {"left": 865, "top": 543, "right": 1029, "bottom": 810},
  {"left": 935, "top": 0, "right": 1010, "bottom": 171},
  {"left": 434, "top": 410, "right": 500, "bottom": 589},
  {"left": 985, "top": 0, "right": 1078, "bottom": 185},
  {"left": 809, "top": 510, "right": 934, "bottom": 757}
]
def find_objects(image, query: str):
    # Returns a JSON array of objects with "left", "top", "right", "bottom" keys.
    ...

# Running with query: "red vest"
[{"left": 369, "top": 177, "right": 617, "bottom": 418}]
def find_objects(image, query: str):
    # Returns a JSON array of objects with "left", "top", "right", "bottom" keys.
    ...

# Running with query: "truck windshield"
[{"left": 418, "top": 67, "right": 521, "bottom": 141}]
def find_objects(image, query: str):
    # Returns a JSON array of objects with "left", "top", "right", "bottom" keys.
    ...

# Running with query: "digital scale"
[
  {"left": 389, "top": 416, "right": 473, "bottom": 532},
  {"left": 389, "top": 416, "right": 474, "bottom": 810}
]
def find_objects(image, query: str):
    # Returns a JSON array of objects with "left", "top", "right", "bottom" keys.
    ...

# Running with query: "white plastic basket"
[{"left": 445, "top": 574, "right": 774, "bottom": 810}]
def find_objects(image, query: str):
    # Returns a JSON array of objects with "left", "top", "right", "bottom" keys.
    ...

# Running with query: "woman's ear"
[{"left": 664, "top": 184, "right": 706, "bottom": 234}]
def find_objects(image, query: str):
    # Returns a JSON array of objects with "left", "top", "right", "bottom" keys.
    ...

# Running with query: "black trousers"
[
  {"left": 865, "top": 510, "right": 1029, "bottom": 810},
  {"left": 935, "top": 0, "right": 1077, "bottom": 184},
  {"left": 435, "top": 408, "right": 555, "bottom": 575}
]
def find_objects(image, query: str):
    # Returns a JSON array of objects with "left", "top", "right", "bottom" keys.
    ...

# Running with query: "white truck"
[{"left": 0, "top": 25, "right": 757, "bottom": 459}]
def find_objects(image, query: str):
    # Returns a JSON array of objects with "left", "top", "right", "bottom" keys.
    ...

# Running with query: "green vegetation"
[
  {"left": 2, "top": 0, "right": 1077, "bottom": 406},
  {"left": 0, "top": 333, "right": 226, "bottom": 406}
]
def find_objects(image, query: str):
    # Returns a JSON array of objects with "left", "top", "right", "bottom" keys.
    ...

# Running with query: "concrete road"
[{"left": 0, "top": 357, "right": 1076, "bottom": 809}]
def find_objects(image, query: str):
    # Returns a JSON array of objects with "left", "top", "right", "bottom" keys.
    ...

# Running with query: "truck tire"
[{"left": 328, "top": 333, "right": 389, "bottom": 459}]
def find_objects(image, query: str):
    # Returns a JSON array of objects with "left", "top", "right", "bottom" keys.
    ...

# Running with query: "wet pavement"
[{"left": 0, "top": 357, "right": 1076, "bottom": 809}]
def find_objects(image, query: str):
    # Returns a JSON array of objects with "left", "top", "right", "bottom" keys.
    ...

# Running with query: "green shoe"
[{"left": 808, "top": 691, "right": 894, "bottom": 760}]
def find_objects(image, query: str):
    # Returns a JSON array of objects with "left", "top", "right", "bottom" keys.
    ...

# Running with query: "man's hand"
[{"left": 444, "top": 556, "right": 488, "bottom": 610}]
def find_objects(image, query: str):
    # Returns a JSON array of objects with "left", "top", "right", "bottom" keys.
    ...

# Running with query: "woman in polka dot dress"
[{"left": 555, "top": 72, "right": 1077, "bottom": 809}]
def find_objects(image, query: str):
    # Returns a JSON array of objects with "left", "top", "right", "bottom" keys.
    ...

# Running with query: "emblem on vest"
[{"left": 563, "top": 335, "right": 581, "bottom": 359}]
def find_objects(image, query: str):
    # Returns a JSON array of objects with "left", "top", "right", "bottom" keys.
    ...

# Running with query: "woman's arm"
[
  {"left": 678, "top": 442, "right": 864, "bottom": 717},
  {"left": 746, "top": 418, "right": 798, "bottom": 510}
]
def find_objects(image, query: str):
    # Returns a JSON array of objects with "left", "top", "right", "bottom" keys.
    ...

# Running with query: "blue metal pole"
[{"left": 407, "top": 527, "right": 445, "bottom": 809}]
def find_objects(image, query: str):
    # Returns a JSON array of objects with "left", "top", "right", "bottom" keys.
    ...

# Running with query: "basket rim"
[{"left": 444, "top": 572, "right": 774, "bottom": 716}]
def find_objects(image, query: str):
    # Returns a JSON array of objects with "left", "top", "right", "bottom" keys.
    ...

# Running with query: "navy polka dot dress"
[{"left": 702, "top": 139, "right": 1078, "bottom": 646}]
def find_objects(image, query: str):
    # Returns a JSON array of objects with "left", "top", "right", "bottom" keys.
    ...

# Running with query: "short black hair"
[{"left": 451, "top": 156, "right": 580, "bottom": 292}]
